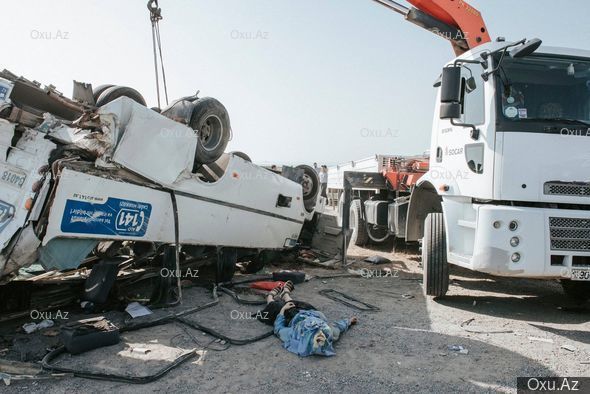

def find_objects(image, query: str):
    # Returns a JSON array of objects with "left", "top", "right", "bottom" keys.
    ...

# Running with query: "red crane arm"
[
  {"left": 407, "top": 0, "right": 491, "bottom": 51},
  {"left": 372, "top": 0, "right": 491, "bottom": 55}
]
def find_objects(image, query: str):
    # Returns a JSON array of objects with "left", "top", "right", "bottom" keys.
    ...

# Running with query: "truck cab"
[{"left": 414, "top": 40, "right": 590, "bottom": 297}]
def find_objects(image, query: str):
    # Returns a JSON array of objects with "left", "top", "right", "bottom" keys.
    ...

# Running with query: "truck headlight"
[
  {"left": 509, "top": 221, "right": 519, "bottom": 231},
  {"left": 511, "top": 253, "right": 521, "bottom": 263}
]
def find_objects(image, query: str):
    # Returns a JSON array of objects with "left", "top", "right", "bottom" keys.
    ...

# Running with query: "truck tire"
[
  {"left": 350, "top": 199, "right": 369, "bottom": 246},
  {"left": 95, "top": 85, "right": 147, "bottom": 107},
  {"left": 422, "top": 212, "right": 449, "bottom": 298},
  {"left": 561, "top": 280, "right": 590, "bottom": 304},
  {"left": 92, "top": 84, "right": 114, "bottom": 104},
  {"left": 191, "top": 97, "right": 231, "bottom": 165},
  {"left": 217, "top": 247, "right": 237, "bottom": 284},
  {"left": 296, "top": 164, "right": 320, "bottom": 212}
]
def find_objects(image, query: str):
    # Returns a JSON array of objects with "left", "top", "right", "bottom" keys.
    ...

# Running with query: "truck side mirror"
[{"left": 440, "top": 66, "right": 463, "bottom": 120}]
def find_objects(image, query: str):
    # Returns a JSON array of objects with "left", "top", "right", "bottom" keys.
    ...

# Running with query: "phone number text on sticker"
[{"left": 61, "top": 197, "right": 151, "bottom": 237}]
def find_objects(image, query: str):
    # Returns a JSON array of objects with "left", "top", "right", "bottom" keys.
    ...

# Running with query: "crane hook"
[{"left": 147, "top": 0, "right": 162, "bottom": 21}]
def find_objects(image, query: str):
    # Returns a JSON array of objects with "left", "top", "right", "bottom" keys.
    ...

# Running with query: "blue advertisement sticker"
[{"left": 61, "top": 197, "right": 151, "bottom": 237}]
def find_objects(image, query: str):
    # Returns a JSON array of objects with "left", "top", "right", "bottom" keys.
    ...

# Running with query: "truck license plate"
[
  {"left": 0, "top": 164, "right": 27, "bottom": 189},
  {"left": 571, "top": 268, "right": 590, "bottom": 281}
]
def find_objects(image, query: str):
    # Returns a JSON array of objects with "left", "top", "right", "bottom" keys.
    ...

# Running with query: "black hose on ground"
[
  {"left": 177, "top": 317, "right": 273, "bottom": 346},
  {"left": 41, "top": 345, "right": 197, "bottom": 384},
  {"left": 218, "top": 285, "right": 267, "bottom": 305},
  {"left": 41, "top": 283, "right": 275, "bottom": 383}
]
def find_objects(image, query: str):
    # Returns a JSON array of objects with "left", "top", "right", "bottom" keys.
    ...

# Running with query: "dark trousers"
[
  {"left": 258, "top": 300, "right": 316, "bottom": 326},
  {"left": 321, "top": 183, "right": 327, "bottom": 198}
]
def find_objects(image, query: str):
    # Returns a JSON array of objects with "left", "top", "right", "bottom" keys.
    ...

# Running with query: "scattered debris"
[
  {"left": 125, "top": 302, "right": 153, "bottom": 318},
  {"left": 561, "top": 344, "right": 577, "bottom": 352},
  {"left": 0, "top": 372, "right": 72, "bottom": 386},
  {"left": 0, "top": 358, "right": 43, "bottom": 376},
  {"left": 364, "top": 255, "right": 391, "bottom": 265},
  {"left": 298, "top": 250, "right": 340, "bottom": 269},
  {"left": 22, "top": 319, "right": 54, "bottom": 334},
  {"left": 528, "top": 336, "right": 554, "bottom": 344},
  {"left": 41, "top": 329, "right": 60, "bottom": 337},
  {"left": 319, "top": 289, "right": 380, "bottom": 311},
  {"left": 460, "top": 318, "right": 513, "bottom": 334},
  {"left": 448, "top": 345, "right": 469, "bottom": 355},
  {"left": 61, "top": 317, "right": 120, "bottom": 355},
  {"left": 131, "top": 347, "right": 151, "bottom": 354},
  {"left": 272, "top": 270, "right": 305, "bottom": 284}
]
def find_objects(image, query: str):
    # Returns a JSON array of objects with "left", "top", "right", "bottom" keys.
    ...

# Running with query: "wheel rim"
[
  {"left": 368, "top": 225, "right": 389, "bottom": 242},
  {"left": 300, "top": 173, "right": 313, "bottom": 197},
  {"left": 199, "top": 114, "right": 224, "bottom": 152}
]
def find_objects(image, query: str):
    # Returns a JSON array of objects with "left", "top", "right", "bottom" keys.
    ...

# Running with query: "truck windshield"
[{"left": 495, "top": 55, "right": 590, "bottom": 133}]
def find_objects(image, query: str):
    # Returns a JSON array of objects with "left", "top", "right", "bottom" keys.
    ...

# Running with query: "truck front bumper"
[{"left": 471, "top": 204, "right": 590, "bottom": 279}]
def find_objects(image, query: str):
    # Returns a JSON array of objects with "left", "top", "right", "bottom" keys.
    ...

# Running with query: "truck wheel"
[
  {"left": 350, "top": 199, "right": 369, "bottom": 246},
  {"left": 367, "top": 225, "right": 390, "bottom": 243},
  {"left": 296, "top": 164, "right": 320, "bottom": 212},
  {"left": 422, "top": 212, "right": 449, "bottom": 298},
  {"left": 191, "top": 97, "right": 231, "bottom": 165},
  {"left": 95, "top": 85, "right": 147, "bottom": 107},
  {"left": 92, "top": 84, "right": 114, "bottom": 104},
  {"left": 561, "top": 280, "right": 590, "bottom": 304}
]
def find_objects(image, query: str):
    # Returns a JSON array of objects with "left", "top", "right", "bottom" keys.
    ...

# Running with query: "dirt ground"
[{"left": 1, "top": 243, "right": 589, "bottom": 393}]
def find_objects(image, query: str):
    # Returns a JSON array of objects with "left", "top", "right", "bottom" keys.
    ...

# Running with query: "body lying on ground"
[{"left": 258, "top": 281, "right": 357, "bottom": 357}]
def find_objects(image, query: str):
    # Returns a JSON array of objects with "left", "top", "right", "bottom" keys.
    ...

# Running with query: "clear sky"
[{"left": 3, "top": 0, "right": 590, "bottom": 165}]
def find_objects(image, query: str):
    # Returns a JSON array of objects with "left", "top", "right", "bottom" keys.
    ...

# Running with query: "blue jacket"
[{"left": 273, "top": 310, "right": 351, "bottom": 357}]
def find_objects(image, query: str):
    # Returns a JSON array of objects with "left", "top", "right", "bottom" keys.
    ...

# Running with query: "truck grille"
[
  {"left": 544, "top": 182, "right": 590, "bottom": 197},
  {"left": 549, "top": 217, "right": 590, "bottom": 251}
]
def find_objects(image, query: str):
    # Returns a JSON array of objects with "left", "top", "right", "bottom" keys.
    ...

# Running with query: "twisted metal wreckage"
[{"left": 0, "top": 70, "right": 340, "bottom": 303}]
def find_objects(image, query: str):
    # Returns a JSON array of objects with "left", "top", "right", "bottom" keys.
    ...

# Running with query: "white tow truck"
[{"left": 338, "top": 0, "right": 590, "bottom": 300}]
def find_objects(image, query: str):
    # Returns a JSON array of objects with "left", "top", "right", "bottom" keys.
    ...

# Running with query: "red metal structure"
[
  {"left": 372, "top": 0, "right": 491, "bottom": 55},
  {"left": 382, "top": 156, "right": 429, "bottom": 192}
]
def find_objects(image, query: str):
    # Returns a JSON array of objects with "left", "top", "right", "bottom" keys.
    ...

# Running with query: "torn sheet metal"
[
  {"left": 38, "top": 238, "right": 98, "bottom": 271},
  {"left": 0, "top": 124, "right": 54, "bottom": 250},
  {"left": 103, "top": 97, "right": 197, "bottom": 185}
]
